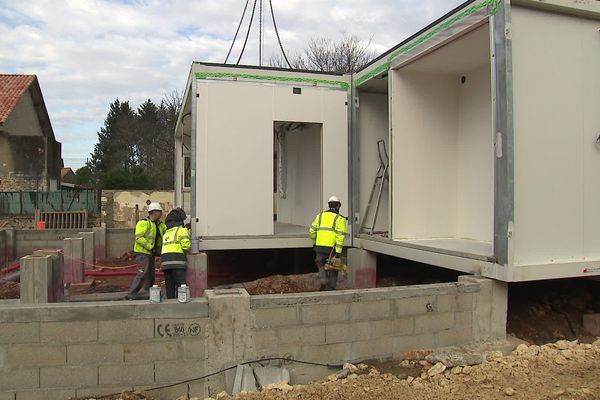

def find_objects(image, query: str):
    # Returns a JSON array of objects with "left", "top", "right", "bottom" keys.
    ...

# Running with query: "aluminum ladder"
[{"left": 360, "top": 140, "right": 389, "bottom": 236}]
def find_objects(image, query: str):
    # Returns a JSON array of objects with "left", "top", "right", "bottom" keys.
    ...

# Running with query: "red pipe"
[
  {"left": 85, "top": 271, "right": 165, "bottom": 277},
  {"left": 0, "top": 263, "right": 20, "bottom": 275}
]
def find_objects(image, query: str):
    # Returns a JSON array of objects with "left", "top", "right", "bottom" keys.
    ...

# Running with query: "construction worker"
[
  {"left": 161, "top": 208, "right": 191, "bottom": 299},
  {"left": 125, "top": 202, "right": 166, "bottom": 300},
  {"left": 309, "top": 195, "right": 347, "bottom": 291}
]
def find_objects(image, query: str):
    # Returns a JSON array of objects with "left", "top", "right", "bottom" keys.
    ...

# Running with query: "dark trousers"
[
  {"left": 315, "top": 252, "right": 338, "bottom": 290},
  {"left": 164, "top": 269, "right": 187, "bottom": 299},
  {"left": 128, "top": 254, "right": 155, "bottom": 297}
]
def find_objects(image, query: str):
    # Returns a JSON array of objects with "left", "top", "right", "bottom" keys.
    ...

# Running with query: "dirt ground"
[
  {"left": 230, "top": 340, "right": 600, "bottom": 400},
  {"left": 92, "top": 339, "right": 600, "bottom": 400}
]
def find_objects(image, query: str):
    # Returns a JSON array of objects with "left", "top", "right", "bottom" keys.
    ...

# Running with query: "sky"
[{"left": 0, "top": 0, "right": 463, "bottom": 170}]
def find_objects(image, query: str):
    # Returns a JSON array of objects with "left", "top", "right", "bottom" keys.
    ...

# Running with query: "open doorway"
[{"left": 273, "top": 121, "right": 322, "bottom": 236}]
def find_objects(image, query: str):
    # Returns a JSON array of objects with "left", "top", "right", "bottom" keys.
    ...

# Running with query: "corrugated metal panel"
[{"left": 0, "top": 190, "right": 99, "bottom": 215}]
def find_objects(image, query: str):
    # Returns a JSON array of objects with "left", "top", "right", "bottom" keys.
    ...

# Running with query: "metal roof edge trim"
[{"left": 194, "top": 72, "right": 350, "bottom": 91}]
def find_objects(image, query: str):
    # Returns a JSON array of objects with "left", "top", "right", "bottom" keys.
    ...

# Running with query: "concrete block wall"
[
  {"left": 250, "top": 281, "right": 486, "bottom": 365},
  {"left": 0, "top": 279, "right": 505, "bottom": 399},
  {"left": 0, "top": 300, "right": 209, "bottom": 400},
  {"left": 14, "top": 229, "right": 91, "bottom": 259},
  {"left": 106, "top": 228, "right": 135, "bottom": 258}
]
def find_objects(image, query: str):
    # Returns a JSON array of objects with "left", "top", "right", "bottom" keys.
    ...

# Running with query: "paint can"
[
  {"left": 177, "top": 284, "right": 190, "bottom": 303},
  {"left": 149, "top": 285, "right": 162, "bottom": 303}
]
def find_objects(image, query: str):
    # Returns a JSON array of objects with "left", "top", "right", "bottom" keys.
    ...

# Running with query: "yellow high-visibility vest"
[
  {"left": 161, "top": 226, "right": 191, "bottom": 269},
  {"left": 309, "top": 211, "right": 347, "bottom": 254},
  {"left": 133, "top": 219, "right": 167, "bottom": 255}
]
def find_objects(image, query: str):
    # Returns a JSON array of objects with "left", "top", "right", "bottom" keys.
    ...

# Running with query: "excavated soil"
[
  {"left": 90, "top": 339, "right": 600, "bottom": 400},
  {"left": 231, "top": 340, "right": 600, "bottom": 400}
]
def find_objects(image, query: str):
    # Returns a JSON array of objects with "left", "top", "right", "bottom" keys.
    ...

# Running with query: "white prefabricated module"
[
  {"left": 175, "top": 64, "right": 350, "bottom": 249},
  {"left": 354, "top": 0, "right": 600, "bottom": 281},
  {"left": 176, "top": 0, "right": 600, "bottom": 281}
]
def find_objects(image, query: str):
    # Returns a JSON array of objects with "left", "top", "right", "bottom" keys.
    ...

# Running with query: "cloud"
[{"left": 0, "top": 0, "right": 463, "bottom": 167}]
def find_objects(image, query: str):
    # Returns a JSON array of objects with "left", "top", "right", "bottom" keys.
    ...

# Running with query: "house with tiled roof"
[{"left": 0, "top": 74, "right": 62, "bottom": 191}]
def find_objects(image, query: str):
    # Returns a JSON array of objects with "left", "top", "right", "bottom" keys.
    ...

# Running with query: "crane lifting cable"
[{"left": 225, "top": 0, "right": 292, "bottom": 68}]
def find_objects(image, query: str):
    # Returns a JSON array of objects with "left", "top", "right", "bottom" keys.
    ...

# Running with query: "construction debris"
[{"left": 228, "top": 339, "right": 600, "bottom": 400}]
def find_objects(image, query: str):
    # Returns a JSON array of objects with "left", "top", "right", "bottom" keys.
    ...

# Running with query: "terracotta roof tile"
[{"left": 0, "top": 74, "right": 35, "bottom": 124}]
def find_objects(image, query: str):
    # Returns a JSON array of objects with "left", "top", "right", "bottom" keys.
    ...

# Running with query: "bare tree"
[{"left": 269, "top": 34, "right": 377, "bottom": 73}]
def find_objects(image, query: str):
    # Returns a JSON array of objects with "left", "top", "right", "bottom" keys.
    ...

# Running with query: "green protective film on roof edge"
[
  {"left": 195, "top": 72, "right": 350, "bottom": 91},
  {"left": 354, "top": 0, "right": 501, "bottom": 87}
]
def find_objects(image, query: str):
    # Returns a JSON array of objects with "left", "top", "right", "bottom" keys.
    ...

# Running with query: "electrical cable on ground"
[
  {"left": 224, "top": 0, "right": 250, "bottom": 64},
  {"left": 237, "top": 0, "right": 258, "bottom": 64},
  {"left": 269, "top": 0, "right": 292, "bottom": 68},
  {"left": 94, "top": 356, "right": 335, "bottom": 399}
]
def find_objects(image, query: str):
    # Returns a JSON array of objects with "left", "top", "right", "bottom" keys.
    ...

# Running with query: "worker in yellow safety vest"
[
  {"left": 309, "top": 195, "right": 347, "bottom": 291},
  {"left": 125, "top": 202, "right": 167, "bottom": 300},
  {"left": 161, "top": 208, "right": 191, "bottom": 299}
]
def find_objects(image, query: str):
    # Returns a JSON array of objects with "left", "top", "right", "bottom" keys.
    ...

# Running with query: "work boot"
[
  {"left": 124, "top": 293, "right": 137, "bottom": 300},
  {"left": 319, "top": 283, "right": 327, "bottom": 291}
]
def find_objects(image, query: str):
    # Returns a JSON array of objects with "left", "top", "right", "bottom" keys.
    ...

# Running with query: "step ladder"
[{"left": 360, "top": 140, "right": 389, "bottom": 236}]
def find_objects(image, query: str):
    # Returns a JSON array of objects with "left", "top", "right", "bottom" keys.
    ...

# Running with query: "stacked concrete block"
[
  {"left": 0, "top": 277, "right": 505, "bottom": 399},
  {"left": 32, "top": 249, "right": 64, "bottom": 302},
  {"left": 347, "top": 248, "right": 377, "bottom": 288},
  {"left": 92, "top": 227, "right": 107, "bottom": 261},
  {"left": 0, "top": 299, "right": 210, "bottom": 400},
  {"left": 20, "top": 254, "right": 63, "bottom": 304},
  {"left": 63, "top": 237, "right": 84, "bottom": 283},
  {"left": 250, "top": 282, "right": 481, "bottom": 365},
  {"left": 77, "top": 232, "right": 95, "bottom": 270},
  {"left": 187, "top": 253, "right": 208, "bottom": 297}
]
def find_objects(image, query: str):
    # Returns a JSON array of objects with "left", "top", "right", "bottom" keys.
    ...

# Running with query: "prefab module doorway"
[{"left": 274, "top": 121, "right": 322, "bottom": 235}]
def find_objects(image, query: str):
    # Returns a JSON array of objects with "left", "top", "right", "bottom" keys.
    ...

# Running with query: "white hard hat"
[
  {"left": 148, "top": 202, "right": 163, "bottom": 212},
  {"left": 328, "top": 195, "right": 341, "bottom": 203}
]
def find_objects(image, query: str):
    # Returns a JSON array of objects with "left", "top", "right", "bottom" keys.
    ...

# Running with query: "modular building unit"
[
  {"left": 175, "top": 63, "right": 351, "bottom": 250},
  {"left": 354, "top": 0, "right": 600, "bottom": 281}
]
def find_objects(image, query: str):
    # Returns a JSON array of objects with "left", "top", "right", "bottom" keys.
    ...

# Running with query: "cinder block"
[
  {"left": 350, "top": 300, "right": 391, "bottom": 321},
  {"left": 278, "top": 325, "right": 325, "bottom": 345},
  {"left": 124, "top": 341, "right": 179, "bottom": 363},
  {"left": 99, "top": 364, "right": 154, "bottom": 386},
  {"left": 40, "top": 321, "right": 98, "bottom": 343},
  {"left": 67, "top": 343, "right": 123, "bottom": 365},
  {"left": 0, "top": 368, "right": 39, "bottom": 390},
  {"left": 301, "top": 342, "right": 351, "bottom": 364},
  {"left": 99, "top": 319, "right": 155, "bottom": 342},
  {"left": 325, "top": 321, "right": 372, "bottom": 344},
  {"left": 301, "top": 303, "right": 349, "bottom": 324},
  {"left": 437, "top": 293, "right": 474, "bottom": 313},
  {"left": 370, "top": 318, "right": 414, "bottom": 338},
  {"left": 15, "top": 389, "right": 75, "bottom": 400},
  {"left": 40, "top": 365, "right": 97, "bottom": 388},
  {"left": 395, "top": 296, "right": 436, "bottom": 316},
  {"left": 394, "top": 333, "right": 436, "bottom": 353},
  {"left": 414, "top": 312, "right": 455, "bottom": 334},
  {"left": 155, "top": 360, "right": 205, "bottom": 383},
  {"left": 350, "top": 337, "right": 394, "bottom": 360},
  {"left": 253, "top": 330, "right": 279, "bottom": 355},
  {"left": 181, "top": 339, "right": 206, "bottom": 359},
  {"left": 6, "top": 344, "right": 65, "bottom": 368},
  {"left": 436, "top": 328, "right": 473, "bottom": 347},
  {"left": 0, "top": 392, "right": 14, "bottom": 400},
  {"left": 456, "top": 310, "right": 473, "bottom": 328},
  {"left": 0, "top": 323, "right": 39, "bottom": 344},
  {"left": 254, "top": 307, "right": 299, "bottom": 328}
]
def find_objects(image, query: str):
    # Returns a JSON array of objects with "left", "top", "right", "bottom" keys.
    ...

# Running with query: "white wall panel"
[{"left": 512, "top": 7, "right": 599, "bottom": 265}]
